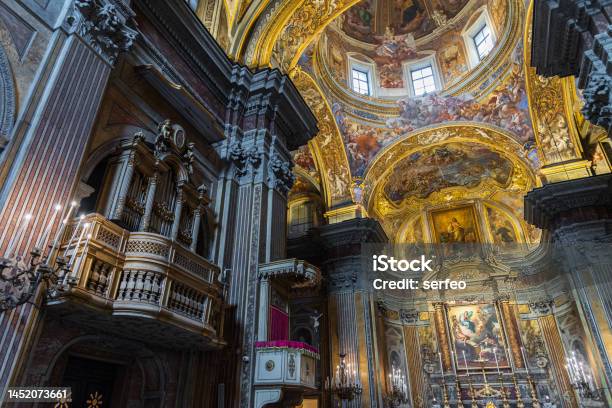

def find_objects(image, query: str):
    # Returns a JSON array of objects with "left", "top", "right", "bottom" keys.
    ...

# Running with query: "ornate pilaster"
[
  {"left": 498, "top": 296, "right": 525, "bottom": 369},
  {"left": 319, "top": 218, "right": 387, "bottom": 407},
  {"left": 0, "top": 0, "right": 137, "bottom": 399},
  {"left": 404, "top": 323, "right": 427, "bottom": 408},
  {"left": 212, "top": 66, "right": 317, "bottom": 408},
  {"left": 525, "top": 173, "right": 612, "bottom": 404},
  {"left": 432, "top": 303, "right": 452, "bottom": 374},
  {"left": 529, "top": 300, "right": 579, "bottom": 408},
  {"left": 257, "top": 277, "right": 270, "bottom": 342}
]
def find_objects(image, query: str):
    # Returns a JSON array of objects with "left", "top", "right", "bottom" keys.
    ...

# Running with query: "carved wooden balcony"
[{"left": 47, "top": 213, "right": 225, "bottom": 349}]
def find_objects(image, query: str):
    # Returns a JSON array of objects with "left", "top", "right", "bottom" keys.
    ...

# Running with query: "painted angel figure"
[{"left": 374, "top": 27, "right": 416, "bottom": 58}]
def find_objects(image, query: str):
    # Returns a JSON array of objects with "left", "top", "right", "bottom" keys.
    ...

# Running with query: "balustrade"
[{"left": 49, "top": 213, "right": 225, "bottom": 347}]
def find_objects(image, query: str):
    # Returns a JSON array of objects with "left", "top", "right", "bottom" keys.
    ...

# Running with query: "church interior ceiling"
[{"left": 192, "top": 0, "right": 596, "bottom": 245}]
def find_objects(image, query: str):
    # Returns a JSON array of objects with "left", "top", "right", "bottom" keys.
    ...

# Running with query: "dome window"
[
  {"left": 473, "top": 24, "right": 494, "bottom": 61},
  {"left": 410, "top": 65, "right": 436, "bottom": 96},
  {"left": 351, "top": 67, "right": 371, "bottom": 96},
  {"left": 462, "top": 8, "right": 497, "bottom": 68}
]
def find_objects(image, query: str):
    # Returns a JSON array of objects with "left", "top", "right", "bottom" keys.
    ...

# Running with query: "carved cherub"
[{"left": 155, "top": 119, "right": 173, "bottom": 154}]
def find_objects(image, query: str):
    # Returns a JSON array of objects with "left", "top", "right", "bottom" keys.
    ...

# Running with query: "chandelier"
[
  {"left": 325, "top": 353, "right": 362, "bottom": 402},
  {"left": 384, "top": 364, "right": 409, "bottom": 408},
  {"left": 0, "top": 202, "right": 80, "bottom": 311}
]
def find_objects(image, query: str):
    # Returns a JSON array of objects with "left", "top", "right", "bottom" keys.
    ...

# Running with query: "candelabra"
[
  {"left": 0, "top": 248, "right": 70, "bottom": 310},
  {"left": 498, "top": 374, "right": 511, "bottom": 408},
  {"left": 0, "top": 202, "right": 79, "bottom": 311},
  {"left": 527, "top": 376, "right": 541, "bottom": 408},
  {"left": 384, "top": 364, "right": 409, "bottom": 408},
  {"left": 566, "top": 352, "right": 599, "bottom": 400},
  {"left": 326, "top": 353, "right": 362, "bottom": 406},
  {"left": 455, "top": 379, "right": 462, "bottom": 408},
  {"left": 512, "top": 372, "right": 525, "bottom": 408}
]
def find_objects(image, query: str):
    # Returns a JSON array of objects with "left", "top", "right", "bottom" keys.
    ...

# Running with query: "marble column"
[
  {"left": 529, "top": 300, "right": 578, "bottom": 408},
  {"left": 525, "top": 173, "right": 612, "bottom": 405},
  {"left": 0, "top": 0, "right": 137, "bottom": 399},
  {"left": 432, "top": 302, "right": 452, "bottom": 373},
  {"left": 497, "top": 296, "right": 525, "bottom": 369},
  {"left": 319, "top": 217, "right": 388, "bottom": 408},
  {"left": 403, "top": 311, "right": 427, "bottom": 408}
]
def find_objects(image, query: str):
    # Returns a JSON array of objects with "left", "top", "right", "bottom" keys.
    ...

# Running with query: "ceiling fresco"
[
  {"left": 341, "top": 0, "right": 472, "bottom": 44},
  {"left": 325, "top": 0, "right": 494, "bottom": 90},
  {"left": 331, "top": 57, "right": 537, "bottom": 176},
  {"left": 383, "top": 142, "right": 514, "bottom": 203}
]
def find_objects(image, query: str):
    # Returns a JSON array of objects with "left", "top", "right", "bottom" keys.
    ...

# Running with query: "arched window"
[
  {"left": 347, "top": 55, "right": 376, "bottom": 96},
  {"left": 81, "top": 156, "right": 110, "bottom": 214},
  {"left": 462, "top": 9, "right": 497, "bottom": 68},
  {"left": 404, "top": 54, "right": 443, "bottom": 97},
  {"left": 289, "top": 201, "right": 314, "bottom": 236}
]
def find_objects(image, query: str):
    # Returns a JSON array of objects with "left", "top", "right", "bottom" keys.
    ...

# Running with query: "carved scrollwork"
[
  {"left": 0, "top": 256, "right": 36, "bottom": 310},
  {"left": 399, "top": 308, "right": 419, "bottom": 325},
  {"left": 183, "top": 142, "right": 195, "bottom": 175},
  {"left": 0, "top": 44, "right": 15, "bottom": 148},
  {"left": 72, "top": 0, "right": 138, "bottom": 65},
  {"left": 228, "top": 142, "right": 262, "bottom": 177},
  {"left": 268, "top": 154, "right": 295, "bottom": 194},
  {"left": 155, "top": 119, "right": 173, "bottom": 155},
  {"left": 529, "top": 299, "right": 554, "bottom": 316},
  {"left": 581, "top": 71, "right": 612, "bottom": 131}
]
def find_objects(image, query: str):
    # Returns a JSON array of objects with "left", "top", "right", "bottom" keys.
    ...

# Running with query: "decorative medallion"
[{"left": 265, "top": 360, "right": 275, "bottom": 371}]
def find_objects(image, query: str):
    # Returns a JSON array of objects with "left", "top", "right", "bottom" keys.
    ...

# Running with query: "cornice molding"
[{"left": 524, "top": 173, "right": 612, "bottom": 230}]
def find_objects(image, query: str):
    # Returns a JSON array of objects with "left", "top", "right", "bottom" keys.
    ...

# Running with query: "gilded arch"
[{"left": 363, "top": 123, "right": 538, "bottom": 239}]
